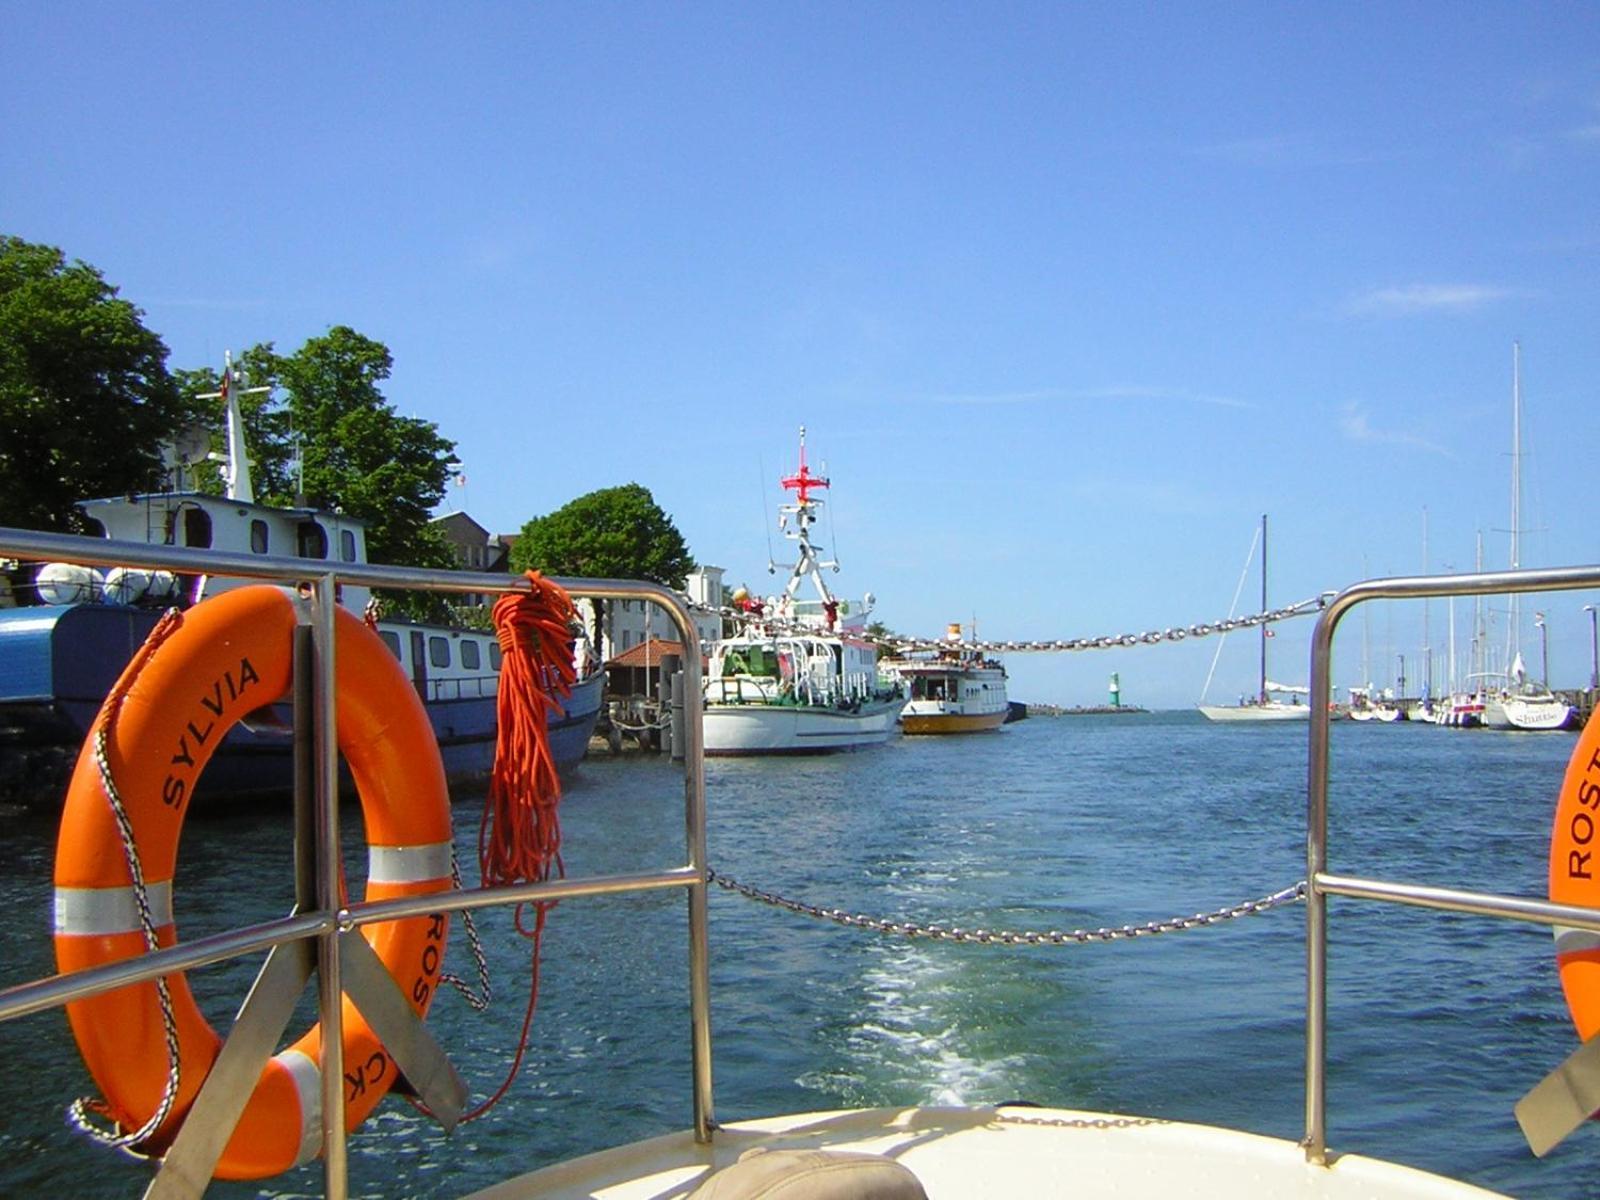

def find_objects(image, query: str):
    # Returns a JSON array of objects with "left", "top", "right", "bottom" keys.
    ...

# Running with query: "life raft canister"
[
  {"left": 1550, "top": 705, "right": 1600, "bottom": 1040},
  {"left": 52, "top": 585, "right": 454, "bottom": 1180}
]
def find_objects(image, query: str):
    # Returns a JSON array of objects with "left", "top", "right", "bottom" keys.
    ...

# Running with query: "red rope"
[
  {"left": 450, "top": 570, "right": 578, "bottom": 1122},
  {"left": 479, "top": 570, "right": 577, "bottom": 891}
]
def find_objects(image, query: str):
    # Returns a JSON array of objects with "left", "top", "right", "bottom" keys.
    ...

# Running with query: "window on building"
[{"left": 429, "top": 637, "right": 451, "bottom": 668}]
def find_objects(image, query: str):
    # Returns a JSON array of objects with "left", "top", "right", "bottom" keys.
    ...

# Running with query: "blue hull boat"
[{"left": 0, "top": 600, "right": 604, "bottom": 808}]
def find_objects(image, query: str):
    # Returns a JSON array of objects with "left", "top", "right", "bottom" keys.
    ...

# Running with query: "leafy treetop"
[
  {"left": 510, "top": 484, "right": 694, "bottom": 588},
  {"left": 0, "top": 235, "right": 182, "bottom": 532}
]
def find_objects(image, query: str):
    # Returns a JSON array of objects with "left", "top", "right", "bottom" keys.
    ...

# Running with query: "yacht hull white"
[
  {"left": 1498, "top": 694, "right": 1575, "bottom": 731},
  {"left": 1198, "top": 701, "right": 1310, "bottom": 723}
]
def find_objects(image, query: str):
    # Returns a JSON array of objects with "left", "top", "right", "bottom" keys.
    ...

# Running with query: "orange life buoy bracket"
[
  {"left": 1550, "top": 706, "right": 1600, "bottom": 1041},
  {"left": 52, "top": 585, "right": 454, "bottom": 1180}
]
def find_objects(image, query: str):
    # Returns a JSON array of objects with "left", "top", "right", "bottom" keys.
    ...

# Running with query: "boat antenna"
[
  {"left": 824, "top": 453, "right": 842, "bottom": 573},
  {"left": 759, "top": 453, "right": 776, "bottom": 573},
  {"left": 1199, "top": 519, "right": 1262, "bottom": 703}
]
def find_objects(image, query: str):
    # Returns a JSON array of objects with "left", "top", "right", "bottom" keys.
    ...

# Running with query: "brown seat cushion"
[{"left": 687, "top": 1148, "right": 928, "bottom": 1200}]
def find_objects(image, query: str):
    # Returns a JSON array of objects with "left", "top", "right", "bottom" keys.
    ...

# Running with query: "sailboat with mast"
[
  {"left": 1482, "top": 342, "right": 1574, "bottom": 732},
  {"left": 1198, "top": 514, "right": 1311, "bottom": 722}
]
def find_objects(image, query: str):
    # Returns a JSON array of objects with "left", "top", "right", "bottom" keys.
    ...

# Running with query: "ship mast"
[
  {"left": 1506, "top": 341, "right": 1523, "bottom": 678},
  {"left": 774, "top": 426, "right": 839, "bottom": 615},
  {"left": 196, "top": 351, "right": 271, "bottom": 503}
]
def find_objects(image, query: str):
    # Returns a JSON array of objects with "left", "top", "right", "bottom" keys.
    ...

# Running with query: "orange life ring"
[
  {"left": 1550, "top": 705, "right": 1600, "bottom": 1041},
  {"left": 52, "top": 585, "right": 454, "bottom": 1179}
]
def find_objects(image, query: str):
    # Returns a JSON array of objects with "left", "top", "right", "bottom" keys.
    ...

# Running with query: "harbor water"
[{"left": 0, "top": 711, "right": 1592, "bottom": 1198}]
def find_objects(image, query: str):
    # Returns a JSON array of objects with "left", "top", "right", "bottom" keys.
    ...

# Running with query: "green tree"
[
  {"left": 256, "top": 328, "right": 459, "bottom": 619},
  {"left": 0, "top": 236, "right": 182, "bottom": 532},
  {"left": 510, "top": 484, "right": 695, "bottom": 657}
]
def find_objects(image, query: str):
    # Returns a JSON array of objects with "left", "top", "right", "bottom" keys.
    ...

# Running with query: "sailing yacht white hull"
[
  {"left": 1198, "top": 700, "right": 1310, "bottom": 723},
  {"left": 1500, "top": 694, "right": 1575, "bottom": 731}
]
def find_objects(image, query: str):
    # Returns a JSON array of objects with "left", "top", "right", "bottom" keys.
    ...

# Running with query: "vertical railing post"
[
  {"left": 311, "top": 575, "right": 349, "bottom": 1198},
  {"left": 664, "top": 595, "right": 715, "bottom": 1143},
  {"left": 1304, "top": 592, "right": 1349, "bottom": 1166}
]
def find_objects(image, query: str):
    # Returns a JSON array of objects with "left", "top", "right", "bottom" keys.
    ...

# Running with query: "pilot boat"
[{"left": 701, "top": 429, "right": 904, "bottom": 754}]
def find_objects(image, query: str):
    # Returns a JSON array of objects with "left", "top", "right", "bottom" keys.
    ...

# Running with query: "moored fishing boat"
[
  {"left": 702, "top": 429, "right": 904, "bottom": 755},
  {"left": 883, "top": 623, "right": 1009, "bottom": 734}
]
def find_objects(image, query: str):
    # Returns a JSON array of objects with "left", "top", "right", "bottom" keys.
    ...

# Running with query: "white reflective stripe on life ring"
[
  {"left": 1555, "top": 926, "right": 1600, "bottom": 957},
  {"left": 367, "top": 841, "right": 453, "bottom": 885},
  {"left": 273, "top": 1047, "right": 323, "bottom": 1168},
  {"left": 54, "top": 881, "right": 175, "bottom": 936}
]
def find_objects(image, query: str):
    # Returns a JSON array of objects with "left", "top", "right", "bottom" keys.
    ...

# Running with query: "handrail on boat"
[
  {"left": 6, "top": 528, "right": 1600, "bottom": 1193},
  {"left": 0, "top": 527, "right": 712, "bottom": 1200},
  {"left": 1303, "top": 563, "right": 1600, "bottom": 1165}
]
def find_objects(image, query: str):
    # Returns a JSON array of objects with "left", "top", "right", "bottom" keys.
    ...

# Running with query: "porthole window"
[
  {"left": 340, "top": 530, "right": 358, "bottom": 562},
  {"left": 461, "top": 640, "right": 481, "bottom": 670},
  {"left": 489, "top": 644, "right": 502, "bottom": 671},
  {"left": 250, "top": 520, "right": 269, "bottom": 554},
  {"left": 429, "top": 636, "right": 451, "bottom": 668},
  {"left": 378, "top": 631, "right": 402, "bottom": 661}
]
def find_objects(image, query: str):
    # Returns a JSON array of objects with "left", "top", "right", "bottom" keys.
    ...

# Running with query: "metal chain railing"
[
  {"left": 677, "top": 596, "right": 1328, "bottom": 653},
  {"left": 708, "top": 871, "right": 1307, "bottom": 945}
]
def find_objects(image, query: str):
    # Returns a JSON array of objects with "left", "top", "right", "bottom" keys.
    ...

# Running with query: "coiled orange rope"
[
  {"left": 452, "top": 570, "right": 579, "bottom": 1122},
  {"left": 480, "top": 571, "right": 577, "bottom": 893}
]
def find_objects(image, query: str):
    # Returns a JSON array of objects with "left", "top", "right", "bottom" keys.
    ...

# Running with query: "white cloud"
[
  {"left": 1339, "top": 403, "right": 1454, "bottom": 458},
  {"left": 1345, "top": 283, "right": 1525, "bottom": 317}
]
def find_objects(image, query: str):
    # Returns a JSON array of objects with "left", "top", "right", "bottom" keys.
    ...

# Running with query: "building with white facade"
[{"left": 601, "top": 564, "right": 725, "bottom": 658}]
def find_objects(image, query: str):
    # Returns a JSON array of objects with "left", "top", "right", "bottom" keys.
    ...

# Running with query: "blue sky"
[{"left": 4, "top": 3, "right": 1598, "bottom": 707}]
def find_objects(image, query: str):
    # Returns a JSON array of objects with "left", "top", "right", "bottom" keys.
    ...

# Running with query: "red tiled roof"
[{"left": 607, "top": 638, "right": 698, "bottom": 668}]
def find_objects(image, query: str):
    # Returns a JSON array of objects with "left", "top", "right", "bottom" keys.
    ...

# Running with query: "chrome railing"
[
  {"left": 6, "top": 528, "right": 1600, "bottom": 1191},
  {"left": 1303, "top": 563, "right": 1600, "bottom": 1164},
  {"left": 0, "top": 527, "right": 711, "bottom": 1200}
]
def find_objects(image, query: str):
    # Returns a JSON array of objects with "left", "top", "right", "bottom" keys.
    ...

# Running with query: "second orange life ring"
[
  {"left": 52, "top": 585, "right": 454, "bottom": 1179},
  {"left": 1550, "top": 705, "right": 1600, "bottom": 1041}
]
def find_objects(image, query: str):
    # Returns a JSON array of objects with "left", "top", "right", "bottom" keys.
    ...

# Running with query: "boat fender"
[
  {"left": 52, "top": 585, "right": 453, "bottom": 1179},
  {"left": 687, "top": 1148, "right": 927, "bottom": 1200},
  {"left": 35, "top": 561, "right": 104, "bottom": 604},
  {"left": 1550, "top": 705, "right": 1600, "bottom": 1042}
]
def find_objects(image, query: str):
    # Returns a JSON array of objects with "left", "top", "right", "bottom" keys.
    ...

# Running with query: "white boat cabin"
[{"left": 707, "top": 633, "right": 883, "bottom": 708}]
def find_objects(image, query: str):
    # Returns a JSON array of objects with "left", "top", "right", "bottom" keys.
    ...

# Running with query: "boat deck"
[{"left": 465, "top": 1106, "right": 1508, "bottom": 1199}]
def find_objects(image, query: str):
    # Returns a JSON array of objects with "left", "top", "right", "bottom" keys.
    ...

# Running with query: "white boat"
[
  {"left": 1348, "top": 686, "right": 1406, "bottom": 723},
  {"left": 1197, "top": 692, "right": 1311, "bottom": 722},
  {"left": 1198, "top": 515, "right": 1311, "bottom": 723},
  {"left": 1483, "top": 655, "right": 1575, "bottom": 732},
  {"left": 883, "top": 623, "right": 1010, "bottom": 734},
  {"left": 1481, "top": 345, "right": 1574, "bottom": 734},
  {"left": 702, "top": 429, "right": 905, "bottom": 754}
]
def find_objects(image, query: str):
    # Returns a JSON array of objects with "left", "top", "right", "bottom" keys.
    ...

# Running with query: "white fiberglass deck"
[{"left": 464, "top": 1105, "right": 1508, "bottom": 1200}]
